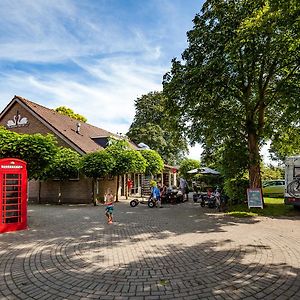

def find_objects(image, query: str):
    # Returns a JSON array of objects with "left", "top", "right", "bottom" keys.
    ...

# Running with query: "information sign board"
[{"left": 247, "top": 188, "right": 263, "bottom": 209}]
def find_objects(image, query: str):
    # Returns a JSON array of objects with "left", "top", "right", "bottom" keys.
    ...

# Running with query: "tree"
[
  {"left": 43, "top": 147, "right": 81, "bottom": 204},
  {"left": 55, "top": 106, "right": 87, "bottom": 123},
  {"left": 81, "top": 151, "right": 115, "bottom": 179},
  {"left": 140, "top": 149, "right": 164, "bottom": 175},
  {"left": 106, "top": 138, "right": 147, "bottom": 200},
  {"left": 127, "top": 91, "right": 188, "bottom": 164},
  {"left": 179, "top": 158, "right": 200, "bottom": 180},
  {"left": 0, "top": 127, "right": 58, "bottom": 179},
  {"left": 81, "top": 150, "right": 116, "bottom": 205},
  {"left": 44, "top": 147, "right": 81, "bottom": 180},
  {"left": 163, "top": 0, "right": 300, "bottom": 195}
]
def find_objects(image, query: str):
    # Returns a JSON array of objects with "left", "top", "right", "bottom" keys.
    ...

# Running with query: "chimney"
[{"left": 76, "top": 122, "right": 81, "bottom": 134}]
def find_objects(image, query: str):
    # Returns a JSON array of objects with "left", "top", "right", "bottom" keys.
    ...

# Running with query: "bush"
[{"left": 223, "top": 177, "right": 249, "bottom": 204}]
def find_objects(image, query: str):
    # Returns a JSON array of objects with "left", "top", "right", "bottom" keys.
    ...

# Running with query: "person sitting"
[{"left": 151, "top": 182, "right": 162, "bottom": 207}]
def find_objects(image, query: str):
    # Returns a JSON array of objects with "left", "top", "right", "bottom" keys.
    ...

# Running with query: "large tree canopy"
[
  {"left": 81, "top": 150, "right": 116, "bottom": 179},
  {"left": 43, "top": 147, "right": 81, "bottom": 180},
  {"left": 127, "top": 91, "right": 188, "bottom": 164},
  {"left": 163, "top": 0, "right": 300, "bottom": 190},
  {"left": 140, "top": 149, "right": 164, "bottom": 175}
]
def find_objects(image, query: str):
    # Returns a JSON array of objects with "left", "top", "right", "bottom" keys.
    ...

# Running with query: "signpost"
[{"left": 247, "top": 188, "right": 263, "bottom": 209}]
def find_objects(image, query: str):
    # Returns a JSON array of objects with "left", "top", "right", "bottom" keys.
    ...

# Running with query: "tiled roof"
[{"left": 14, "top": 96, "right": 120, "bottom": 154}]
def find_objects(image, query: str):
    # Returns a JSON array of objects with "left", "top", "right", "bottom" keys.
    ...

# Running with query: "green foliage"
[
  {"left": 0, "top": 127, "right": 21, "bottom": 154},
  {"left": 127, "top": 91, "right": 188, "bottom": 164},
  {"left": 223, "top": 177, "right": 249, "bottom": 204},
  {"left": 269, "top": 126, "right": 300, "bottom": 162},
  {"left": 0, "top": 127, "right": 58, "bottom": 179},
  {"left": 81, "top": 150, "right": 116, "bottom": 178},
  {"left": 150, "top": 179, "right": 157, "bottom": 187},
  {"left": 55, "top": 106, "right": 87, "bottom": 123},
  {"left": 107, "top": 136, "right": 133, "bottom": 150},
  {"left": 261, "top": 164, "right": 284, "bottom": 180},
  {"left": 140, "top": 149, "right": 164, "bottom": 175},
  {"left": 111, "top": 150, "right": 147, "bottom": 175},
  {"left": 106, "top": 139, "right": 147, "bottom": 175},
  {"left": 43, "top": 147, "right": 81, "bottom": 180},
  {"left": 163, "top": 0, "right": 300, "bottom": 188},
  {"left": 179, "top": 158, "right": 200, "bottom": 179},
  {"left": 128, "top": 123, "right": 167, "bottom": 153}
]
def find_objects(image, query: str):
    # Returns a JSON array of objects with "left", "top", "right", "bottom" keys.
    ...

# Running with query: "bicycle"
[{"left": 287, "top": 177, "right": 300, "bottom": 197}]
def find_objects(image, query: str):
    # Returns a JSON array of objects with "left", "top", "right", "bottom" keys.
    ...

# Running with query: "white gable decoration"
[{"left": 6, "top": 111, "right": 29, "bottom": 128}]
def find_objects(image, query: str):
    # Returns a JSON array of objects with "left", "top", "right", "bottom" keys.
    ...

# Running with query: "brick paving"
[{"left": 1, "top": 199, "right": 300, "bottom": 299}]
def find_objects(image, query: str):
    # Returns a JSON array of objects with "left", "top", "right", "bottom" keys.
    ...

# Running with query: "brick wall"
[
  {"left": 39, "top": 176, "right": 92, "bottom": 204},
  {"left": 28, "top": 176, "right": 120, "bottom": 204},
  {"left": 1, "top": 102, "right": 109, "bottom": 204},
  {"left": 97, "top": 177, "right": 118, "bottom": 202},
  {"left": 0, "top": 102, "right": 71, "bottom": 148}
]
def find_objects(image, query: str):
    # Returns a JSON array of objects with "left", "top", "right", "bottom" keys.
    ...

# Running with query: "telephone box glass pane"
[{"left": 2, "top": 173, "right": 22, "bottom": 224}]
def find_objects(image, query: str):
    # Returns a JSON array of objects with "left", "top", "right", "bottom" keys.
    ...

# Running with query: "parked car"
[{"left": 262, "top": 180, "right": 285, "bottom": 197}]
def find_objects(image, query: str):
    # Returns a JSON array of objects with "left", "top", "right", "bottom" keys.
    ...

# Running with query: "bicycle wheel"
[{"left": 287, "top": 179, "right": 300, "bottom": 197}]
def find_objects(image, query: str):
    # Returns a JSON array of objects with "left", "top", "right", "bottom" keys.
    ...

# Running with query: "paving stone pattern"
[{"left": 1, "top": 200, "right": 300, "bottom": 299}]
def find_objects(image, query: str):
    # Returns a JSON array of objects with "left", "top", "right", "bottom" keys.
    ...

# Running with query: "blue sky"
[{"left": 0, "top": 0, "right": 205, "bottom": 159}]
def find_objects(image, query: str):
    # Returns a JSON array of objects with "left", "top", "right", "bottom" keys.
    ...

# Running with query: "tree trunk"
[
  {"left": 38, "top": 180, "right": 41, "bottom": 204},
  {"left": 125, "top": 174, "right": 128, "bottom": 200},
  {"left": 92, "top": 178, "right": 97, "bottom": 206},
  {"left": 248, "top": 131, "right": 262, "bottom": 187},
  {"left": 58, "top": 181, "right": 62, "bottom": 205},
  {"left": 115, "top": 175, "right": 119, "bottom": 202},
  {"left": 247, "top": 129, "right": 264, "bottom": 205}
]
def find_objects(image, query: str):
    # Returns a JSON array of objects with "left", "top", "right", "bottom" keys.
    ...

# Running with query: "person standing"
[
  {"left": 104, "top": 189, "right": 114, "bottom": 224},
  {"left": 179, "top": 177, "right": 189, "bottom": 201},
  {"left": 127, "top": 179, "right": 133, "bottom": 196}
]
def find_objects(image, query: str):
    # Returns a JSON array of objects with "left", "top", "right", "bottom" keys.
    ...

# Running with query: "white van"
[{"left": 285, "top": 155, "right": 300, "bottom": 207}]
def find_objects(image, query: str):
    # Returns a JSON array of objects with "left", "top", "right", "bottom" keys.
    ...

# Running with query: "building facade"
[{"left": 0, "top": 96, "right": 178, "bottom": 204}]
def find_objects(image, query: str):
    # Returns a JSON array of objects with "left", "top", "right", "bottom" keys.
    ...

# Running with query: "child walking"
[{"left": 104, "top": 189, "right": 114, "bottom": 224}]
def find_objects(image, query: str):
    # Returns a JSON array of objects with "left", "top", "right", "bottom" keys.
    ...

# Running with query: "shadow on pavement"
[{"left": 0, "top": 202, "right": 299, "bottom": 299}]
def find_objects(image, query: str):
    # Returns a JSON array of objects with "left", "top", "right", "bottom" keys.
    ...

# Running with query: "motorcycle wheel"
[
  {"left": 130, "top": 199, "right": 139, "bottom": 207},
  {"left": 200, "top": 201, "right": 205, "bottom": 207}
]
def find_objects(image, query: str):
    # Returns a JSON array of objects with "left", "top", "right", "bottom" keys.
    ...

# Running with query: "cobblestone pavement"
[{"left": 1, "top": 200, "right": 300, "bottom": 300}]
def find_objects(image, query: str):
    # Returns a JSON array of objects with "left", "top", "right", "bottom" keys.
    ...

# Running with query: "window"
[{"left": 294, "top": 167, "right": 300, "bottom": 178}]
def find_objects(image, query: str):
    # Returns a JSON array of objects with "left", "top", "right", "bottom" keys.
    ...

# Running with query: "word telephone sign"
[{"left": 0, "top": 158, "right": 28, "bottom": 233}]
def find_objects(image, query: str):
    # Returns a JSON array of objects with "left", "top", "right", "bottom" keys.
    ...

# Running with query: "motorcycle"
[
  {"left": 193, "top": 191, "right": 218, "bottom": 208},
  {"left": 161, "top": 188, "right": 184, "bottom": 204}
]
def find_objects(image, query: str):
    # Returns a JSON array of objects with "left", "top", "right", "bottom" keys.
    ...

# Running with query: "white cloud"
[
  {"left": 0, "top": 56, "right": 165, "bottom": 134},
  {"left": 0, "top": 0, "right": 202, "bottom": 139}
]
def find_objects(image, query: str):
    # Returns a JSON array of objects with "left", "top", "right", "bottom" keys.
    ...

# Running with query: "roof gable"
[{"left": 0, "top": 96, "right": 118, "bottom": 154}]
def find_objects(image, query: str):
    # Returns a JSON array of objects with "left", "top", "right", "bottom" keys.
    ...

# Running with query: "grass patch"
[{"left": 227, "top": 197, "right": 300, "bottom": 218}]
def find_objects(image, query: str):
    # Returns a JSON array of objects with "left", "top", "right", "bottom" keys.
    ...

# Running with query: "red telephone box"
[{"left": 0, "top": 158, "right": 28, "bottom": 233}]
